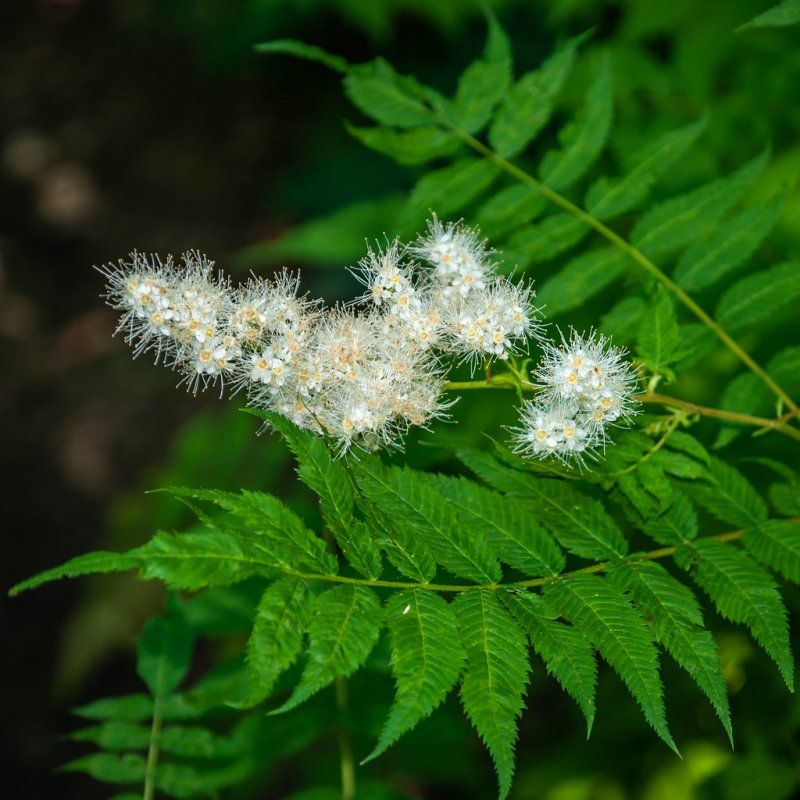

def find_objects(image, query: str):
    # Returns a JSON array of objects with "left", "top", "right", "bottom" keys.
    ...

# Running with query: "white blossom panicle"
[{"left": 510, "top": 398, "right": 598, "bottom": 465}]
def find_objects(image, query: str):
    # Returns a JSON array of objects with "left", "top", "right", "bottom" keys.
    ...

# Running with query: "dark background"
[{"left": 3, "top": 1, "right": 800, "bottom": 798}]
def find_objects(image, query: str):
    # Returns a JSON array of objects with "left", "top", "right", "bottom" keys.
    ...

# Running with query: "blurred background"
[{"left": 3, "top": 1, "right": 800, "bottom": 798}]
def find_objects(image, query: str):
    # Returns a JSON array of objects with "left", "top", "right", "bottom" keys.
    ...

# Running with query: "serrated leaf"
[
  {"left": 365, "top": 589, "right": 465, "bottom": 763},
  {"left": 454, "top": 590, "right": 529, "bottom": 800},
  {"left": 74, "top": 694, "right": 199, "bottom": 723},
  {"left": 63, "top": 752, "right": 147, "bottom": 785},
  {"left": 545, "top": 574, "right": 676, "bottom": 751},
  {"left": 450, "top": 13, "right": 512, "bottom": 134},
  {"left": 261, "top": 411, "right": 381, "bottom": 579},
  {"left": 586, "top": 118, "right": 706, "bottom": 220},
  {"left": 607, "top": 559, "right": 731, "bottom": 742},
  {"left": 503, "top": 590, "right": 596, "bottom": 733},
  {"left": 503, "top": 213, "right": 587, "bottom": 269},
  {"left": 674, "top": 196, "right": 782, "bottom": 291},
  {"left": 743, "top": 520, "right": 800, "bottom": 583},
  {"left": 254, "top": 39, "right": 348, "bottom": 73},
  {"left": 352, "top": 457, "right": 501, "bottom": 583},
  {"left": 631, "top": 150, "right": 768, "bottom": 258},
  {"left": 676, "top": 538, "right": 793, "bottom": 689},
  {"left": 272, "top": 585, "right": 383, "bottom": 714},
  {"left": 714, "top": 372, "right": 770, "bottom": 449},
  {"left": 400, "top": 158, "right": 499, "bottom": 231},
  {"left": 344, "top": 58, "right": 438, "bottom": 128},
  {"left": 9, "top": 550, "right": 140, "bottom": 596},
  {"left": 476, "top": 185, "right": 547, "bottom": 239},
  {"left": 539, "top": 53, "right": 613, "bottom": 191},
  {"left": 137, "top": 605, "right": 194, "bottom": 696},
  {"left": 600, "top": 296, "right": 647, "bottom": 344},
  {"left": 715, "top": 261, "right": 800, "bottom": 330},
  {"left": 489, "top": 33, "right": 584, "bottom": 158},
  {"left": 738, "top": 0, "right": 800, "bottom": 30},
  {"left": 243, "top": 577, "right": 310, "bottom": 706},
  {"left": 687, "top": 457, "right": 768, "bottom": 528},
  {"left": 345, "top": 124, "right": 460, "bottom": 166},
  {"left": 771, "top": 482, "right": 800, "bottom": 517},
  {"left": 432, "top": 474, "right": 564, "bottom": 577},
  {"left": 637, "top": 290, "right": 680, "bottom": 374},
  {"left": 537, "top": 248, "right": 627, "bottom": 316}
]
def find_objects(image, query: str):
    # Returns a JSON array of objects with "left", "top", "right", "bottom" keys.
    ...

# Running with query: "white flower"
[{"left": 510, "top": 397, "right": 596, "bottom": 465}]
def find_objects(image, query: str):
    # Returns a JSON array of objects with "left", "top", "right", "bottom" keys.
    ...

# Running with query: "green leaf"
[
  {"left": 476, "top": 185, "right": 547, "bottom": 240},
  {"left": 738, "top": 0, "right": 800, "bottom": 30},
  {"left": 715, "top": 261, "right": 800, "bottom": 330},
  {"left": 253, "top": 39, "right": 349, "bottom": 73},
  {"left": 687, "top": 457, "right": 768, "bottom": 528},
  {"left": 450, "top": 13, "right": 512, "bottom": 134},
  {"left": 600, "top": 297, "right": 647, "bottom": 344},
  {"left": 75, "top": 695, "right": 155, "bottom": 723},
  {"left": 631, "top": 150, "right": 768, "bottom": 258},
  {"left": 673, "top": 196, "right": 782, "bottom": 291},
  {"left": 743, "top": 520, "right": 800, "bottom": 583},
  {"left": 539, "top": 53, "right": 613, "bottom": 191},
  {"left": 503, "top": 590, "right": 596, "bottom": 733},
  {"left": 164, "top": 487, "right": 338, "bottom": 574},
  {"left": 9, "top": 550, "right": 140, "bottom": 596},
  {"left": 432, "top": 474, "right": 565, "bottom": 577},
  {"left": 236, "top": 195, "right": 403, "bottom": 268},
  {"left": 400, "top": 158, "right": 499, "bottom": 230},
  {"left": 243, "top": 577, "right": 310, "bottom": 705},
  {"left": 503, "top": 213, "right": 588, "bottom": 269},
  {"left": 637, "top": 290, "right": 681, "bottom": 375},
  {"left": 607, "top": 559, "right": 731, "bottom": 743},
  {"left": 345, "top": 123, "right": 460, "bottom": 166},
  {"left": 344, "top": 58, "right": 438, "bottom": 127},
  {"left": 137, "top": 605, "right": 194, "bottom": 696},
  {"left": 272, "top": 585, "right": 383, "bottom": 714},
  {"left": 365, "top": 589, "right": 465, "bottom": 763},
  {"left": 352, "top": 457, "right": 501, "bottom": 583},
  {"left": 585, "top": 118, "right": 707, "bottom": 220},
  {"left": 63, "top": 752, "right": 146, "bottom": 785},
  {"left": 544, "top": 574, "right": 676, "bottom": 751},
  {"left": 489, "top": 33, "right": 584, "bottom": 158},
  {"left": 676, "top": 538, "right": 793, "bottom": 689},
  {"left": 261, "top": 411, "right": 381, "bottom": 579},
  {"left": 454, "top": 590, "right": 530, "bottom": 800},
  {"left": 537, "top": 249, "right": 627, "bottom": 317}
]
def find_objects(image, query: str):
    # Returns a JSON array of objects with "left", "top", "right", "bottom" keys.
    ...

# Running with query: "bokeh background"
[{"left": 3, "top": 1, "right": 800, "bottom": 798}]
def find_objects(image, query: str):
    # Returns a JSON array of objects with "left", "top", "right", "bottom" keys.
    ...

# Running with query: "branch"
[{"left": 441, "top": 122, "right": 798, "bottom": 413}]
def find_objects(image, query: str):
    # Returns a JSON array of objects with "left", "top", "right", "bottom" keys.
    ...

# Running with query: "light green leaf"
[
  {"left": 631, "top": 150, "right": 768, "bottom": 258},
  {"left": 537, "top": 249, "right": 627, "bottom": 316},
  {"left": 400, "top": 158, "right": 499, "bottom": 230},
  {"left": 714, "top": 373, "right": 770, "bottom": 449},
  {"left": 344, "top": 58, "right": 438, "bottom": 128},
  {"left": 677, "top": 539, "right": 793, "bottom": 690},
  {"left": 345, "top": 124, "right": 460, "bottom": 166},
  {"left": 539, "top": 53, "right": 613, "bottom": 191},
  {"left": 637, "top": 290, "right": 680, "bottom": 374},
  {"left": 489, "top": 33, "right": 584, "bottom": 158},
  {"left": 545, "top": 574, "right": 676, "bottom": 751},
  {"left": 743, "top": 520, "right": 800, "bottom": 583},
  {"left": 272, "top": 585, "right": 383, "bottom": 714},
  {"left": 642, "top": 492, "right": 699, "bottom": 546},
  {"left": 254, "top": 39, "right": 349, "bottom": 73},
  {"left": 715, "top": 261, "right": 800, "bottom": 330},
  {"left": 503, "top": 590, "right": 596, "bottom": 733},
  {"left": 365, "top": 589, "right": 465, "bottom": 763},
  {"left": 607, "top": 559, "right": 731, "bottom": 743},
  {"left": 137, "top": 605, "right": 194, "bottom": 696},
  {"left": 454, "top": 590, "right": 530, "bottom": 800},
  {"left": 450, "top": 13, "right": 512, "bottom": 134},
  {"left": 260, "top": 411, "right": 381, "bottom": 579},
  {"left": 674, "top": 196, "right": 782, "bottom": 291},
  {"left": 600, "top": 296, "right": 647, "bottom": 344},
  {"left": 503, "top": 213, "right": 587, "bottom": 269},
  {"left": 687, "top": 457, "right": 768, "bottom": 528},
  {"left": 476, "top": 185, "right": 547, "bottom": 240},
  {"left": 738, "top": 0, "right": 800, "bottom": 31},
  {"left": 586, "top": 118, "right": 706, "bottom": 220},
  {"left": 242, "top": 577, "right": 310, "bottom": 706},
  {"left": 352, "top": 457, "right": 501, "bottom": 583}
]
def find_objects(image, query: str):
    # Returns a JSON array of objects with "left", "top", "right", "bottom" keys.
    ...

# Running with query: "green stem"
[
  {"left": 335, "top": 678, "right": 356, "bottom": 800},
  {"left": 443, "top": 123, "right": 798, "bottom": 413},
  {"left": 142, "top": 657, "right": 165, "bottom": 800}
]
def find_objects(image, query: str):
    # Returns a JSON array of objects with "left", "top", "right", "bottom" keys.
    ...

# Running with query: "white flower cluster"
[
  {"left": 511, "top": 330, "right": 639, "bottom": 465},
  {"left": 101, "top": 218, "right": 540, "bottom": 453}
]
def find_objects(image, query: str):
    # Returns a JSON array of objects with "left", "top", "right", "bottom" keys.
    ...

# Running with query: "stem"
[
  {"left": 335, "top": 678, "right": 356, "bottom": 800},
  {"left": 282, "top": 527, "right": 751, "bottom": 594},
  {"left": 443, "top": 124, "right": 798, "bottom": 413},
  {"left": 142, "top": 657, "right": 165, "bottom": 800},
  {"left": 442, "top": 378, "right": 800, "bottom": 440}
]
